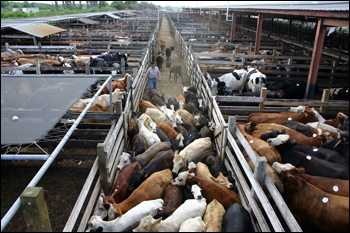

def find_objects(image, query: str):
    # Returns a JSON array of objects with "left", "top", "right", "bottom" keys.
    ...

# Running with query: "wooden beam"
[
  {"left": 305, "top": 18, "right": 326, "bottom": 99},
  {"left": 254, "top": 13, "right": 263, "bottom": 55},
  {"left": 322, "top": 19, "right": 349, "bottom": 27},
  {"left": 209, "top": 11, "right": 212, "bottom": 30},
  {"left": 217, "top": 11, "right": 222, "bottom": 32}
]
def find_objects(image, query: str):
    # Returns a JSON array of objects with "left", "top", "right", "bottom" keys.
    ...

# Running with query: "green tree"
[
  {"left": 111, "top": 1, "right": 124, "bottom": 10},
  {"left": 99, "top": 1, "right": 108, "bottom": 8},
  {"left": 1, "top": 1, "right": 11, "bottom": 8},
  {"left": 23, "top": 1, "right": 31, "bottom": 7}
]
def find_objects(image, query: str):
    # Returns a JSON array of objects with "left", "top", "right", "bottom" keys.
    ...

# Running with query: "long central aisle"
[{"left": 143, "top": 15, "right": 191, "bottom": 101}]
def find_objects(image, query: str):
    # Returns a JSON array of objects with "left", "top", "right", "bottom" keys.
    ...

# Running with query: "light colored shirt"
[{"left": 147, "top": 66, "right": 160, "bottom": 79}]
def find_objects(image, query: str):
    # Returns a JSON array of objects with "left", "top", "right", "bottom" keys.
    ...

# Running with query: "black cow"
[
  {"left": 97, "top": 52, "right": 129, "bottom": 67},
  {"left": 269, "top": 80, "right": 309, "bottom": 99},
  {"left": 222, "top": 203, "right": 254, "bottom": 232},
  {"left": 330, "top": 88, "right": 349, "bottom": 100},
  {"left": 90, "top": 57, "right": 109, "bottom": 74},
  {"left": 165, "top": 47, "right": 171, "bottom": 62},
  {"left": 156, "top": 54, "right": 164, "bottom": 71},
  {"left": 263, "top": 131, "right": 349, "bottom": 180},
  {"left": 167, "top": 96, "right": 179, "bottom": 111},
  {"left": 184, "top": 91, "right": 199, "bottom": 108},
  {"left": 283, "top": 121, "right": 314, "bottom": 137}
]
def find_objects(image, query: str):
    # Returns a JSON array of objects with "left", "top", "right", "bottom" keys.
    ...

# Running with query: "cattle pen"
[{"left": 2, "top": 3, "right": 349, "bottom": 233}]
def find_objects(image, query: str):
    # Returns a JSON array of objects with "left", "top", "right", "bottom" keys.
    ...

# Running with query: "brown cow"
[
  {"left": 152, "top": 184, "right": 183, "bottom": 220},
  {"left": 139, "top": 99, "right": 157, "bottom": 113},
  {"left": 101, "top": 73, "right": 132, "bottom": 94},
  {"left": 247, "top": 106, "right": 319, "bottom": 131},
  {"left": 109, "top": 169, "right": 173, "bottom": 219},
  {"left": 324, "top": 112, "right": 348, "bottom": 128},
  {"left": 274, "top": 164, "right": 349, "bottom": 232},
  {"left": 156, "top": 122, "right": 184, "bottom": 147}
]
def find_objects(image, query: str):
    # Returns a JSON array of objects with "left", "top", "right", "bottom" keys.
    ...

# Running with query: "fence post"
[
  {"left": 20, "top": 187, "right": 52, "bottom": 232},
  {"left": 35, "top": 58, "right": 41, "bottom": 75},
  {"left": 5, "top": 42, "right": 9, "bottom": 49},
  {"left": 228, "top": 116, "right": 236, "bottom": 135},
  {"left": 121, "top": 58, "right": 125, "bottom": 75},
  {"left": 97, "top": 143, "right": 110, "bottom": 195},
  {"left": 259, "top": 87, "right": 267, "bottom": 110},
  {"left": 320, "top": 89, "right": 329, "bottom": 113},
  {"left": 250, "top": 156, "right": 267, "bottom": 201}
]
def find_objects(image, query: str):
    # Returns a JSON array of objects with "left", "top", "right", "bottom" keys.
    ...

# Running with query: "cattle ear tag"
[
  {"left": 333, "top": 185, "right": 339, "bottom": 192},
  {"left": 288, "top": 117, "right": 292, "bottom": 121},
  {"left": 306, "top": 155, "right": 312, "bottom": 160},
  {"left": 322, "top": 197, "right": 329, "bottom": 203},
  {"left": 312, "top": 148, "right": 318, "bottom": 152},
  {"left": 144, "top": 174, "right": 148, "bottom": 178}
]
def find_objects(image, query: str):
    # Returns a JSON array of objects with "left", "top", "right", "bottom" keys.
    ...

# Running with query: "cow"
[
  {"left": 236, "top": 123, "right": 282, "bottom": 165},
  {"left": 151, "top": 94, "right": 166, "bottom": 107},
  {"left": 89, "top": 57, "right": 109, "bottom": 74},
  {"left": 101, "top": 73, "right": 133, "bottom": 94},
  {"left": 116, "top": 152, "right": 133, "bottom": 171},
  {"left": 156, "top": 54, "right": 164, "bottom": 71},
  {"left": 247, "top": 106, "right": 319, "bottom": 131},
  {"left": 324, "top": 112, "right": 348, "bottom": 128},
  {"left": 222, "top": 203, "right": 254, "bottom": 232},
  {"left": 158, "top": 105, "right": 181, "bottom": 126},
  {"left": 145, "top": 108, "right": 177, "bottom": 128},
  {"left": 172, "top": 173, "right": 241, "bottom": 209},
  {"left": 165, "top": 47, "right": 172, "bottom": 63},
  {"left": 138, "top": 113, "right": 155, "bottom": 132},
  {"left": 108, "top": 169, "right": 173, "bottom": 219},
  {"left": 139, "top": 99, "right": 157, "bottom": 113},
  {"left": 196, "top": 162, "right": 233, "bottom": 189},
  {"left": 152, "top": 184, "right": 183, "bottom": 220},
  {"left": 272, "top": 162, "right": 349, "bottom": 232},
  {"left": 132, "top": 134, "right": 148, "bottom": 156},
  {"left": 97, "top": 52, "right": 129, "bottom": 68},
  {"left": 132, "top": 141, "right": 172, "bottom": 168},
  {"left": 193, "top": 112, "right": 208, "bottom": 130},
  {"left": 203, "top": 199, "right": 225, "bottom": 232},
  {"left": 184, "top": 101, "right": 200, "bottom": 115},
  {"left": 72, "top": 88, "right": 126, "bottom": 107},
  {"left": 172, "top": 137, "right": 212, "bottom": 175},
  {"left": 176, "top": 109, "right": 195, "bottom": 125},
  {"left": 266, "top": 133, "right": 349, "bottom": 180},
  {"left": 330, "top": 87, "right": 349, "bottom": 100},
  {"left": 246, "top": 68, "right": 266, "bottom": 92},
  {"left": 178, "top": 216, "right": 206, "bottom": 232},
  {"left": 133, "top": 184, "right": 207, "bottom": 232},
  {"left": 136, "top": 117, "right": 161, "bottom": 148},
  {"left": 128, "top": 150, "right": 174, "bottom": 194},
  {"left": 212, "top": 69, "right": 248, "bottom": 93},
  {"left": 184, "top": 90, "right": 200, "bottom": 108},
  {"left": 86, "top": 199, "right": 163, "bottom": 231},
  {"left": 169, "top": 63, "right": 183, "bottom": 84},
  {"left": 156, "top": 122, "right": 184, "bottom": 148},
  {"left": 269, "top": 80, "right": 310, "bottom": 99},
  {"left": 97, "top": 161, "right": 142, "bottom": 215}
]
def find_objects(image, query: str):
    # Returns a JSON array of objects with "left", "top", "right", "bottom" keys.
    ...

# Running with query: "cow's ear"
[
  {"left": 197, "top": 182, "right": 201, "bottom": 188},
  {"left": 134, "top": 164, "right": 139, "bottom": 171}
]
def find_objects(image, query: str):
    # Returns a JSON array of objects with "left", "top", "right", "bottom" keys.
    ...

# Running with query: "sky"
[{"left": 9, "top": 1, "right": 281, "bottom": 8}]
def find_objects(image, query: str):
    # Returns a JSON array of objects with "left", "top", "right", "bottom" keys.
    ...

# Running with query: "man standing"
[{"left": 146, "top": 61, "right": 161, "bottom": 92}]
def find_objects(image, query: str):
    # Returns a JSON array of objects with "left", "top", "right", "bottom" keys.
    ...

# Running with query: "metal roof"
[
  {"left": 104, "top": 13, "right": 121, "bottom": 20},
  {"left": 77, "top": 18, "right": 99, "bottom": 25},
  {"left": 7, "top": 23, "right": 66, "bottom": 38}
]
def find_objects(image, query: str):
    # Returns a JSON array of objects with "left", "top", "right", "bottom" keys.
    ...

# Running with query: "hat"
[{"left": 150, "top": 61, "right": 155, "bottom": 65}]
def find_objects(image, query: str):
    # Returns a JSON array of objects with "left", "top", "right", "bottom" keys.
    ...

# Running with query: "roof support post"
[
  {"left": 217, "top": 11, "right": 222, "bottom": 32},
  {"left": 209, "top": 11, "right": 212, "bottom": 30},
  {"left": 198, "top": 10, "right": 201, "bottom": 23},
  {"left": 254, "top": 13, "right": 263, "bottom": 55},
  {"left": 230, "top": 11, "right": 236, "bottom": 42},
  {"left": 202, "top": 10, "right": 205, "bottom": 26},
  {"left": 305, "top": 18, "right": 326, "bottom": 99}
]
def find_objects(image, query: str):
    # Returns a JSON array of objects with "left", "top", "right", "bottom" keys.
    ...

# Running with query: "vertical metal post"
[
  {"left": 109, "top": 79, "right": 113, "bottom": 114},
  {"left": 230, "top": 12, "right": 236, "bottom": 42},
  {"left": 254, "top": 13, "right": 263, "bottom": 55}
]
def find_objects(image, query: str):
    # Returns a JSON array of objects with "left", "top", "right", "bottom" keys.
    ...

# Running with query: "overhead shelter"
[{"left": 183, "top": 1, "right": 349, "bottom": 99}]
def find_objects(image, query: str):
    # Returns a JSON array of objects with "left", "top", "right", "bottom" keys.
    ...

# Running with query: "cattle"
[
  {"left": 149, "top": 89, "right": 165, "bottom": 102},
  {"left": 86, "top": 199, "right": 163, "bottom": 231},
  {"left": 236, "top": 123, "right": 282, "bottom": 165},
  {"left": 167, "top": 95, "right": 179, "bottom": 111},
  {"left": 109, "top": 169, "right": 172, "bottom": 219},
  {"left": 330, "top": 87, "right": 349, "bottom": 100},
  {"left": 247, "top": 106, "right": 319, "bottom": 131},
  {"left": 196, "top": 162, "right": 233, "bottom": 189},
  {"left": 323, "top": 138, "right": 349, "bottom": 160},
  {"left": 193, "top": 149, "right": 217, "bottom": 164},
  {"left": 138, "top": 99, "right": 157, "bottom": 113},
  {"left": 246, "top": 68, "right": 266, "bottom": 92},
  {"left": 289, "top": 105, "right": 326, "bottom": 122},
  {"left": 132, "top": 141, "right": 172, "bottom": 168},
  {"left": 178, "top": 216, "right": 206, "bottom": 232},
  {"left": 136, "top": 117, "right": 161, "bottom": 148},
  {"left": 183, "top": 86, "right": 197, "bottom": 95},
  {"left": 133, "top": 184, "right": 207, "bottom": 232},
  {"left": 193, "top": 112, "right": 208, "bottom": 130},
  {"left": 184, "top": 101, "right": 199, "bottom": 115},
  {"left": 89, "top": 57, "right": 109, "bottom": 73},
  {"left": 172, "top": 137, "right": 212, "bottom": 175},
  {"left": 128, "top": 150, "right": 174, "bottom": 194},
  {"left": 116, "top": 152, "right": 133, "bottom": 171},
  {"left": 272, "top": 162, "right": 349, "bottom": 232},
  {"left": 252, "top": 123, "right": 325, "bottom": 147},
  {"left": 152, "top": 184, "right": 183, "bottom": 220},
  {"left": 1, "top": 48, "right": 24, "bottom": 55},
  {"left": 169, "top": 63, "right": 183, "bottom": 84},
  {"left": 158, "top": 105, "right": 181, "bottom": 125},
  {"left": 165, "top": 47, "right": 172, "bottom": 63},
  {"left": 156, "top": 54, "right": 164, "bottom": 71},
  {"left": 160, "top": 44, "right": 166, "bottom": 52},
  {"left": 176, "top": 109, "right": 195, "bottom": 125},
  {"left": 72, "top": 88, "right": 126, "bottom": 107},
  {"left": 296, "top": 169, "right": 349, "bottom": 197},
  {"left": 150, "top": 94, "right": 166, "bottom": 107},
  {"left": 157, "top": 122, "right": 184, "bottom": 147},
  {"left": 132, "top": 134, "right": 148, "bottom": 156},
  {"left": 212, "top": 69, "right": 248, "bottom": 93},
  {"left": 265, "top": 133, "right": 349, "bottom": 179},
  {"left": 97, "top": 52, "right": 129, "bottom": 68},
  {"left": 172, "top": 173, "right": 241, "bottom": 209},
  {"left": 101, "top": 73, "right": 133, "bottom": 94},
  {"left": 138, "top": 113, "right": 155, "bottom": 132},
  {"left": 176, "top": 94, "right": 186, "bottom": 106},
  {"left": 324, "top": 112, "right": 348, "bottom": 128},
  {"left": 97, "top": 161, "right": 142, "bottom": 215},
  {"left": 156, "top": 127, "right": 170, "bottom": 142},
  {"left": 284, "top": 121, "right": 317, "bottom": 137},
  {"left": 198, "top": 125, "right": 213, "bottom": 140},
  {"left": 269, "top": 80, "right": 309, "bottom": 99},
  {"left": 145, "top": 108, "right": 177, "bottom": 128},
  {"left": 307, "top": 122, "right": 340, "bottom": 133},
  {"left": 184, "top": 90, "right": 200, "bottom": 108},
  {"left": 222, "top": 203, "right": 254, "bottom": 232},
  {"left": 203, "top": 199, "right": 225, "bottom": 232}
]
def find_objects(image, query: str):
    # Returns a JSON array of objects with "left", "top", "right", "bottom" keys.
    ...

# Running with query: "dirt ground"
[
  {"left": 1, "top": 16, "right": 190, "bottom": 232},
  {"left": 142, "top": 16, "right": 191, "bottom": 101}
]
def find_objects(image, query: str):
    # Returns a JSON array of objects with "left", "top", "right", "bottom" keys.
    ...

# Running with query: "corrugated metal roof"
[
  {"left": 8, "top": 23, "right": 66, "bottom": 38},
  {"left": 104, "top": 13, "right": 121, "bottom": 20},
  {"left": 77, "top": 18, "right": 99, "bottom": 25}
]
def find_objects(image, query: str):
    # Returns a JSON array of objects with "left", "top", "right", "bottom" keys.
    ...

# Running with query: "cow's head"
[
  {"left": 133, "top": 215, "right": 161, "bottom": 232},
  {"left": 116, "top": 152, "right": 132, "bottom": 170},
  {"left": 171, "top": 170, "right": 189, "bottom": 185},
  {"left": 172, "top": 154, "right": 186, "bottom": 176}
]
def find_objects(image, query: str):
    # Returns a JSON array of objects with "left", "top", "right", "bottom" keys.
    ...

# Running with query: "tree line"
[{"left": 1, "top": 1, "right": 162, "bottom": 19}]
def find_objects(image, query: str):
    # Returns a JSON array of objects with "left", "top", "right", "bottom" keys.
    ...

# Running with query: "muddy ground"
[{"left": 1, "top": 16, "right": 190, "bottom": 232}]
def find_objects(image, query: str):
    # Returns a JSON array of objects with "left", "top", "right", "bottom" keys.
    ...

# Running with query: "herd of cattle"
[
  {"left": 1, "top": 48, "right": 130, "bottom": 75},
  {"left": 85, "top": 87, "right": 256, "bottom": 232}
]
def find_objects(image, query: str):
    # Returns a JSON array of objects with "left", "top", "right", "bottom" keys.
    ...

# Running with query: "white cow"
[
  {"left": 73, "top": 88, "right": 126, "bottom": 107},
  {"left": 176, "top": 108, "right": 195, "bottom": 125},
  {"left": 246, "top": 68, "right": 266, "bottom": 92},
  {"left": 158, "top": 105, "right": 178, "bottom": 128},
  {"left": 138, "top": 113, "right": 155, "bottom": 131},
  {"left": 172, "top": 137, "right": 212, "bottom": 175},
  {"left": 116, "top": 152, "right": 133, "bottom": 170},
  {"left": 145, "top": 108, "right": 177, "bottom": 128},
  {"left": 289, "top": 105, "right": 326, "bottom": 122},
  {"left": 86, "top": 199, "right": 163, "bottom": 232},
  {"left": 307, "top": 122, "right": 340, "bottom": 133},
  {"left": 213, "top": 69, "right": 248, "bottom": 93},
  {"left": 137, "top": 117, "right": 161, "bottom": 147},
  {"left": 179, "top": 216, "right": 206, "bottom": 232},
  {"left": 169, "top": 105, "right": 183, "bottom": 124},
  {"left": 133, "top": 184, "right": 207, "bottom": 232}
]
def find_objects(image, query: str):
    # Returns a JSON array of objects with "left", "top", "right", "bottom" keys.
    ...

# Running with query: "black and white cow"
[
  {"left": 330, "top": 88, "right": 349, "bottom": 100},
  {"left": 246, "top": 68, "right": 266, "bottom": 92}
]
